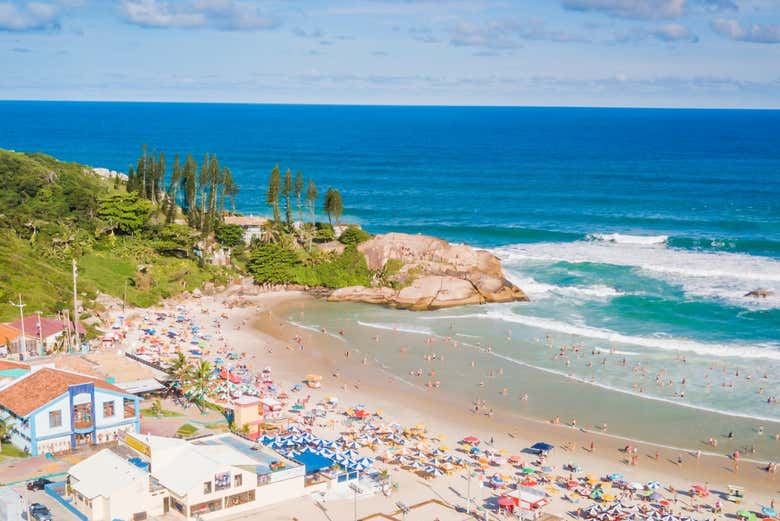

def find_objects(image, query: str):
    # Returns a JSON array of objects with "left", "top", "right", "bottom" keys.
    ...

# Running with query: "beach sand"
[{"left": 129, "top": 288, "right": 778, "bottom": 519}]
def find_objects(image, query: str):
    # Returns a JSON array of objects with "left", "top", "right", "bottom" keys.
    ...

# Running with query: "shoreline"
[{"left": 245, "top": 290, "right": 779, "bottom": 499}]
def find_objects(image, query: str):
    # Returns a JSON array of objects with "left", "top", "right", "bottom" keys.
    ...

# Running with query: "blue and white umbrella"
[{"left": 646, "top": 481, "right": 662, "bottom": 490}]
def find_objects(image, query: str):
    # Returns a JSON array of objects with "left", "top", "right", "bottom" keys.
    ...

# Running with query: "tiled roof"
[
  {"left": 0, "top": 324, "right": 20, "bottom": 344},
  {"left": 8, "top": 316, "right": 86, "bottom": 340},
  {"left": 0, "top": 360, "right": 30, "bottom": 371},
  {"left": 223, "top": 215, "right": 268, "bottom": 227},
  {"left": 0, "top": 367, "right": 128, "bottom": 417}
]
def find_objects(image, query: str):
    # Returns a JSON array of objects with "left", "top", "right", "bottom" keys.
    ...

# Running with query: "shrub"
[
  {"left": 215, "top": 224, "right": 245, "bottom": 248},
  {"left": 339, "top": 226, "right": 371, "bottom": 245}
]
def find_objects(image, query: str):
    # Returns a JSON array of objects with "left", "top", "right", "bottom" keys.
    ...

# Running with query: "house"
[
  {"left": 7, "top": 315, "right": 86, "bottom": 355},
  {"left": 0, "top": 324, "right": 20, "bottom": 355},
  {"left": 0, "top": 360, "right": 30, "bottom": 386},
  {"left": 0, "top": 367, "right": 141, "bottom": 456},
  {"left": 68, "top": 448, "right": 166, "bottom": 521},
  {"left": 68, "top": 432, "right": 306, "bottom": 521},
  {"left": 222, "top": 215, "right": 268, "bottom": 244}
]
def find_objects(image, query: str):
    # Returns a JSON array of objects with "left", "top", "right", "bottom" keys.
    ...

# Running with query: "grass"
[
  {"left": 175, "top": 423, "right": 199, "bottom": 438},
  {"left": 140, "top": 407, "right": 183, "bottom": 418},
  {"left": 0, "top": 444, "right": 27, "bottom": 458}
]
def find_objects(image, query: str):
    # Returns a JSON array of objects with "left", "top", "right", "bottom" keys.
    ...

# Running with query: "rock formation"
[
  {"left": 327, "top": 233, "right": 528, "bottom": 310},
  {"left": 744, "top": 289, "right": 774, "bottom": 298}
]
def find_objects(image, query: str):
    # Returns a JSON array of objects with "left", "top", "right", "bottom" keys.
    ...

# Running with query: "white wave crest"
[
  {"left": 588, "top": 233, "right": 668, "bottom": 245},
  {"left": 356, "top": 321, "right": 433, "bottom": 336},
  {"left": 494, "top": 240, "right": 780, "bottom": 309},
  {"left": 505, "top": 275, "right": 624, "bottom": 301},
  {"left": 421, "top": 310, "right": 780, "bottom": 360}
]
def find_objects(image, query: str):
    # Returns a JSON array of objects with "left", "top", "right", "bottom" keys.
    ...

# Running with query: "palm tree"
[
  {"left": 0, "top": 418, "right": 13, "bottom": 452},
  {"left": 259, "top": 222, "right": 280, "bottom": 244},
  {"left": 165, "top": 352, "right": 191, "bottom": 395},
  {"left": 184, "top": 360, "right": 214, "bottom": 412}
]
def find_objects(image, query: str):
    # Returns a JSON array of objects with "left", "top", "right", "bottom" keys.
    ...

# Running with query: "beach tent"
[
  {"left": 295, "top": 449, "right": 335, "bottom": 474},
  {"left": 531, "top": 442, "right": 555, "bottom": 453}
]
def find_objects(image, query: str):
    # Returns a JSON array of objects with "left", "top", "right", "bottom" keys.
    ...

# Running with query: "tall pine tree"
[{"left": 266, "top": 165, "right": 281, "bottom": 223}]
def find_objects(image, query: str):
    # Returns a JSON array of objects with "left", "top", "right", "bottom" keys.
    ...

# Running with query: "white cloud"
[
  {"left": 562, "top": 0, "right": 687, "bottom": 19},
  {"left": 120, "top": 0, "right": 280, "bottom": 31},
  {"left": 711, "top": 18, "right": 780, "bottom": 43},
  {"left": 0, "top": 1, "right": 61, "bottom": 31},
  {"left": 451, "top": 19, "right": 586, "bottom": 49}
]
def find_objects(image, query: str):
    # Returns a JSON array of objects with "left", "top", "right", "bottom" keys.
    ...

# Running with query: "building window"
[
  {"left": 214, "top": 472, "right": 230, "bottom": 492},
  {"left": 203, "top": 481, "right": 212, "bottom": 494},
  {"left": 234, "top": 474, "right": 242, "bottom": 488},
  {"left": 226, "top": 490, "right": 254, "bottom": 508},
  {"left": 49, "top": 410, "right": 62, "bottom": 428},
  {"left": 123, "top": 398, "right": 136, "bottom": 419},
  {"left": 103, "top": 401, "right": 115, "bottom": 417},
  {"left": 190, "top": 499, "right": 222, "bottom": 516}
]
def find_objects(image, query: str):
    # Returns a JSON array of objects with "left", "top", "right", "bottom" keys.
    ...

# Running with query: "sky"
[{"left": 1, "top": 0, "right": 779, "bottom": 108}]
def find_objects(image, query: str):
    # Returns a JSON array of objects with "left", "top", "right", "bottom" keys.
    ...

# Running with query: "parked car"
[
  {"left": 29, "top": 503, "right": 52, "bottom": 521},
  {"left": 26, "top": 479, "right": 52, "bottom": 491}
]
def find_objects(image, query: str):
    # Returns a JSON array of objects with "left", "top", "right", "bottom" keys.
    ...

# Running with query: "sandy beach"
[{"left": 119, "top": 286, "right": 779, "bottom": 519}]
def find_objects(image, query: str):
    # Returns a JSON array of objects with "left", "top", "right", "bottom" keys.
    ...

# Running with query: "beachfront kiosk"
[{"left": 67, "top": 432, "right": 305, "bottom": 521}]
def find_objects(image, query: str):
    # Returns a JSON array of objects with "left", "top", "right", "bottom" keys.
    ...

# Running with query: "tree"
[
  {"left": 0, "top": 417, "right": 12, "bottom": 451},
  {"left": 305, "top": 179, "right": 317, "bottom": 224},
  {"left": 294, "top": 171, "right": 303, "bottom": 224},
  {"left": 283, "top": 169, "right": 293, "bottom": 230},
  {"left": 126, "top": 166, "right": 135, "bottom": 193},
  {"left": 323, "top": 188, "right": 334, "bottom": 225},
  {"left": 266, "top": 165, "right": 281, "bottom": 223},
  {"left": 223, "top": 168, "right": 238, "bottom": 213},
  {"left": 165, "top": 352, "right": 192, "bottom": 393},
  {"left": 184, "top": 359, "right": 214, "bottom": 411},
  {"left": 339, "top": 225, "right": 370, "bottom": 245},
  {"left": 247, "top": 243, "right": 300, "bottom": 284},
  {"left": 330, "top": 189, "right": 344, "bottom": 226},
  {"left": 165, "top": 154, "right": 182, "bottom": 224},
  {"left": 97, "top": 192, "right": 153, "bottom": 235},
  {"left": 198, "top": 153, "right": 210, "bottom": 230},
  {"left": 215, "top": 224, "right": 245, "bottom": 248},
  {"left": 183, "top": 154, "right": 198, "bottom": 227}
]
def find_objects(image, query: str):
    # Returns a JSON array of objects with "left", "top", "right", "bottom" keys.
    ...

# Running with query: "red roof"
[
  {"left": 0, "top": 367, "right": 128, "bottom": 417},
  {"left": 0, "top": 360, "right": 30, "bottom": 371},
  {"left": 8, "top": 316, "right": 86, "bottom": 340},
  {"left": 0, "top": 324, "right": 20, "bottom": 344}
]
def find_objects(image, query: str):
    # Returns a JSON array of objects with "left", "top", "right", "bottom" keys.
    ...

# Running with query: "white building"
[{"left": 67, "top": 432, "right": 306, "bottom": 521}]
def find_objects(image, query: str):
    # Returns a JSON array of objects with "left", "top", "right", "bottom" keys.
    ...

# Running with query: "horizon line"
[{"left": 0, "top": 98, "right": 778, "bottom": 111}]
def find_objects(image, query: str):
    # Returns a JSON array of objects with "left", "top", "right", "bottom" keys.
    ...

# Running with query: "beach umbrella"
[
  {"left": 762, "top": 508, "right": 778, "bottom": 518},
  {"left": 608, "top": 473, "right": 624, "bottom": 481},
  {"left": 648, "top": 492, "right": 662, "bottom": 501},
  {"left": 462, "top": 436, "right": 480, "bottom": 444},
  {"left": 344, "top": 449, "right": 360, "bottom": 459},
  {"left": 646, "top": 481, "right": 662, "bottom": 490},
  {"left": 521, "top": 467, "right": 535, "bottom": 474}
]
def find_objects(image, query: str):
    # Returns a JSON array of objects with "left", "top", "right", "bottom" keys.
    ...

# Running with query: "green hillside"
[{"left": 0, "top": 149, "right": 229, "bottom": 323}]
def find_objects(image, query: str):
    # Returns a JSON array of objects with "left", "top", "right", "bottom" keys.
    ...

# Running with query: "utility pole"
[
  {"left": 72, "top": 259, "right": 81, "bottom": 350},
  {"left": 9, "top": 295, "right": 26, "bottom": 358},
  {"left": 35, "top": 311, "right": 43, "bottom": 356}
]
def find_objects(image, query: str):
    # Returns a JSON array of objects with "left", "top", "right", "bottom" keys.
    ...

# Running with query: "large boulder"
[{"left": 327, "top": 233, "right": 528, "bottom": 310}]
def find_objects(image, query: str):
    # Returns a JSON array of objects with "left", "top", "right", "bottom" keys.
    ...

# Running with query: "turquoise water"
[{"left": 1, "top": 102, "right": 778, "bottom": 437}]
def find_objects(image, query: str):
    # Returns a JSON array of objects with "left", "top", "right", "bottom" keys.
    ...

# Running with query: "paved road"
[{"left": 14, "top": 485, "right": 80, "bottom": 521}]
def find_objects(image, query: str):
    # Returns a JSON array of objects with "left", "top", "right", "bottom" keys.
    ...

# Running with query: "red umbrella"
[{"left": 463, "top": 436, "right": 480, "bottom": 444}]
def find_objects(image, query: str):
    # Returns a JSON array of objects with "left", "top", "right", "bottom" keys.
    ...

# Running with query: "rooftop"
[
  {"left": 8, "top": 316, "right": 85, "bottom": 339},
  {"left": 0, "top": 324, "right": 20, "bottom": 344},
  {"left": 0, "top": 367, "right": 130, "bottom": 417},
  {"left": 69, "top": 448, "right": 148, "bottom": 499},
  {"left": 223, "top": 215, "right": 268, "bottom": 227}
]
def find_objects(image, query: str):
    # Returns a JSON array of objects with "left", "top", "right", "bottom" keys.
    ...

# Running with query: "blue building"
[{"left": 0, "top": 367, "right": 141, "bottom": 455}]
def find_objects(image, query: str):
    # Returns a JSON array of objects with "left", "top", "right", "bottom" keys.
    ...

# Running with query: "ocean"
[{"left": 1, "top": 101, "right": 779, "bottom": 454}]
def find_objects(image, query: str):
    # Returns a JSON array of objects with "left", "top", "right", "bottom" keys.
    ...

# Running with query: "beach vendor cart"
[{"left": 727, "top": 485, "right": 745, "bottom": 503}]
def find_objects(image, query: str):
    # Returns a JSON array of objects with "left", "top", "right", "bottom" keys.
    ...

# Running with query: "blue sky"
[{"left": 1, "top": 0, "right": 779, "bottom": 107}]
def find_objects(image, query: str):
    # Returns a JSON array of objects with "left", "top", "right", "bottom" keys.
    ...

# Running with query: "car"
[
  {"left": 29, "top": 503, "right": 51, "bottom": 521},
  {"left": 26, "top": 479, "right": 52, "bottom": 491}
]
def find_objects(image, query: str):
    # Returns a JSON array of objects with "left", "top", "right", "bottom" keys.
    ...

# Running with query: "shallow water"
[{"left": 284, "top": 299, "right": 780, "bottom": 460}]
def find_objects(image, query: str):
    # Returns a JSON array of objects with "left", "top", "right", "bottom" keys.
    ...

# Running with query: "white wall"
[{"left": 31, "top": 395, "right": 71, "bottom": 439}]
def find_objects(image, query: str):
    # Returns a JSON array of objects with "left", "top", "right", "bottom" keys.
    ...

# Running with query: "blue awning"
[{"left": 294, "top": 449, "right": 334, "bottom": 474}]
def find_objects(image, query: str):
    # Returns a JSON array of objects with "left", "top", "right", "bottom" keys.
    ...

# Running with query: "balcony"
[{"left": 73, "top": 419, "right": 94, "bottom": 431}]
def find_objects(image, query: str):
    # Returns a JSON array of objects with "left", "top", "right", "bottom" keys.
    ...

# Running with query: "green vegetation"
[
  {"left": 0, "top": 148, "right": 232, "bottom": 322},
  {"left": 339, "top": 225, "right": 371, "bottom": 245},
  {"left": 175, "top": 423, "right": 199, "bottom": 438},
  {"left": 141, "top": 407, "right": 182, "bottom": 418}
]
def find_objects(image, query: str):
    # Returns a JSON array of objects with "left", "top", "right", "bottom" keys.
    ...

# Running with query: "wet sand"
[{"left": 247, "top": 291, "right": 780, "bottom": 501}]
